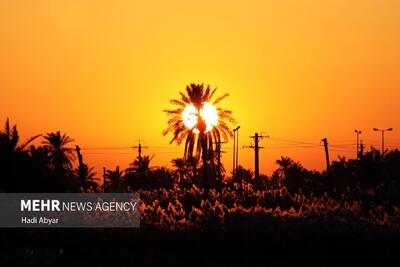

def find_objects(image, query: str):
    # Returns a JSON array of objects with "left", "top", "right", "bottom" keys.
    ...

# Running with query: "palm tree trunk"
[{"left": 201, "top": 133, "right": 209, "bottom": 199}]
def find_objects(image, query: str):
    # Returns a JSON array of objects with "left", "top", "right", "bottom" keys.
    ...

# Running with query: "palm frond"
[
  {"left": 4, "top": 118, "right": 10, "bottom": 138},
  {"left": 20, "top": 134, "right": 42, "bottom": 149},
  {"left": 213, "top": 93, "right": 229, "bottom": 105},
  {"left": 170, "top": 99, "right": 186, "bottom": 107},
  {"left": 179, "top": 92, "right": 191, "bottom": 104},
  {"left": 163, "top": 108, "right": 183, "bottom": 115},
  {"left": 209, "top": 88, "right": 218, "bottom": 101},
  {"left": 164, "top": 83, "right": 235, "bottom": 163}
]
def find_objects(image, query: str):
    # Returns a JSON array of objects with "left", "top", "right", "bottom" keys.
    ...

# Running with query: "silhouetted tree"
[
  {"left": 150, "top": 167, "right": 174, "bottom": 190},
  {"left": 273, "top": 157, "right": 309, "bottom": 193},
  {"left": 126, "top": 155, "right": 154, "bottom": 176},
  {"left": 105, "top": 166, "right": 124, "bottom": 192},
  {"left": 163, "top": 83, "right": 236, "bottom": 197},
  {"left": 275, "top": 156, "right": 294, "bottom": 187},
  {"left": 171, "top": 158, "right": 191, "bottom": 187},
  {"left": 74, "top": 163, "right": 98, "bottom": 192},
  {"left": 124, "top": 155, "right": 155, "bottom": 190},
  {"left": 252, "top": 174, "right": 270, "bottom": 191},
  {"left": 26, "top": 145, "right": 52, "bottom": 192},
  {"left": 228, "top": 166, "right": 253, "bottom": 191},
  {"left": 0, "top": 118, "right": 41, "bottom": 191},
  {"left": 42, "top": 131, "right": 75, "bottom": 177}
]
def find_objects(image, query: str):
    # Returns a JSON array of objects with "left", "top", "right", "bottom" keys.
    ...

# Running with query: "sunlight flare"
[
  {"left": 182, "top": 102, "right": 218, "bottom": 133},
  {"left": 182, "top": 104, "right": 198, "bottom": 130}
]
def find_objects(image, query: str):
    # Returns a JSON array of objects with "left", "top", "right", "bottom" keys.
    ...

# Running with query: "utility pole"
[
  {"left": 75, "top": 145, "right": 85, "bottom": 192},
  {"left": 245, "top": 133, "right": 267, "bottom": 180},
  {"left": 103, "top": 167, "right": 106, "bottom": 192},
  {"left": 236, "top": 126, "right": 240, "bottom": 171},
  {"left": 233, "top": 128, "right": 236, "bottom": 178},
  {"left": 133, "top": 141, "right": 148, "bottom": 172},
  {"left": 359, "top": 140, "right": 364, "bottom": 158},
  {"left": 232, "top": 126, "right": 240, "bottom": 177},
  {"left": 321, "top": 138, "right": 331, "bottom": 177},
  {"left": 354, "top": 130, "right": 362, "bottom": 160},
  {"left": 214, "top": 139, "right": 226, "bottom": 192},
  {"left": 75, "top": 145, "right": 83, "bottom": 167}
]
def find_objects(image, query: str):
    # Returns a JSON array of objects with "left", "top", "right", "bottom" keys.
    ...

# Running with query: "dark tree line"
[{"left": 1, "top": 118, "right": 400, "bottom": 207}]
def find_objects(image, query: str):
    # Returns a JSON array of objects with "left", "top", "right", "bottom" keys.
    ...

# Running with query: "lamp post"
[
  {"left": 373, "top": 128, "right": 393, "bottom": 156},
  {"left": 354, "top": 130, "right": 362, "bottom": 159}
]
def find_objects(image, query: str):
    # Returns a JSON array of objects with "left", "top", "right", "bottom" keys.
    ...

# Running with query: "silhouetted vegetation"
[
  {"left": 163, "top": 83, "right": 236, "bottom": 198},
  {"left": 1, "top": 118, "right": 400, "bottom": 266}
]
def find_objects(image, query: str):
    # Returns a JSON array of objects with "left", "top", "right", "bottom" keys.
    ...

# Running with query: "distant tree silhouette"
[
  {"left": 124, "top": 155, "right": 154, "bottom": 191},
  {"left": 151, "top": 167, "right": 174, "bottom": 190},
  {"left": 252, "top": 174, "right": 270, "bottom": 191},
  {"left": 171, "top": 158, "right": 189, "bottom": 185},
  {"left": 26, "top": 145, "right": 52, "bottom": 192},
  {"left": 0, "top": 118, "right": 41, "bottom": 191},
  {"left": 383, "top": 149, "right": 400, "bottom": 182},
  {"left": 74, "top": 163, "right": 98, "bottom": 192},
  {"left": 186, "top": 156, "right": 198, "bottom": 181},
  {"left": 171, "top": 157, "right": 203, "bottom": 188},
  {"left": 273, "top": 157, "right": 310, "bottom": 193},
  {"left": 105, "top": 166, "right": 124, "bottom": 192},
  {"left": 275, "top": 156, "right": 294, "bottom": 187},
  {"left": 1, "top": 117, "right": 400, "bottom": 208},
  {"left": 42, "top": 131, "right": 75, "bottom": 177},
  {"left": 229, "top": 166, "right": 253, "bottom": 191},
  {"left": 163, "top": 83, "right": 236, "bottom": 197},
  {"left": 126, "top": 155, "right": 154, "bottom": 176},
  {"left": 0, "top": 118, "right": 41, "bottom": 153}
]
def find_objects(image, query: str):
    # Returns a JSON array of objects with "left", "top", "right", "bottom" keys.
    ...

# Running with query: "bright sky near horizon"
[{"left": 1, "top": 0, "right": 400, "bottom": 175}]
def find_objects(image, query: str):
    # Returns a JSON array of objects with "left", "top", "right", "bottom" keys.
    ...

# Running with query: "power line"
[
  {"left": 76, "top": 134, "right": 398, "bottom": 158},
  {"left": 80, "top": 147, "right": 132, "bottom": 150},
  {"left": 268, "top": 136, "right": 320, "bottom": 146}
]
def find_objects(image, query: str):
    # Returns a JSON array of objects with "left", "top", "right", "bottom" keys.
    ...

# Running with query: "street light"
[
  {"left": 354, "top": 130, "right": 362, "bottom": 159},
  {"left": 373, "top": 128, "right": 393, "bottom": 156}
]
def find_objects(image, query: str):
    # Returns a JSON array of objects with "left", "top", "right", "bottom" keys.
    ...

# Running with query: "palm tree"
[
  {"left": 171, "top": 157, "right": 199, "bottom": 186},
  {"left": 274, "top": 156, "right": 307, "bottom": 191},
  {"left": 151, "top": 167, "right": 174, "bottom": 189},
  {"left": 0, "top": 118, "right": 41, "bottom": 191},
  {"left": 275, "top": 156, "right": 294, "bottom": 186},
  {"left": 74, "top": 163, "right": 98, "bottom": 192},
  {"left": 186, "top": 155, "right": 198, "bottom": 179},
  {"left": 0, "top": 118, "right": 41, "bottom": 154},
  {"left": 163, "top": 83, "right": 236, "bottom": 198},
  {"left": 42, "top": 131, "right": 75, "bottom": 176},
  {"left": 105, "top": 166, "right": 124, "bottom": 192},
  {"left": 126, "top": 155, "right": 154, "bottom": 175},
  {"left": 171, "top": 158, "right": 187, "bottom": 184}
]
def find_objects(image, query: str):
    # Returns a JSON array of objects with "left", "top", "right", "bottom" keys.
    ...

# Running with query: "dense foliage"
[{"left": 1, "top": 118, "right": 400, "bottom": 265}]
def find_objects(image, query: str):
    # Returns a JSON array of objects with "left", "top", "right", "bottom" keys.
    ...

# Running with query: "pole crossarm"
[
  {"left": 243, "top": 133, "right": 269, "bottom": 179},
  {"left": 132, "top": 141, "right": 149, "bottom": 171}
]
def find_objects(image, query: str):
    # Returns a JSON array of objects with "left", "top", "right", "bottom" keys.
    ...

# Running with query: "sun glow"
[{"left": 182, "top": 102, "right": 218, "bottom": 133}]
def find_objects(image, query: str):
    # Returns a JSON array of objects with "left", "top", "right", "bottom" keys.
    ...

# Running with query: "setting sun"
[
  {"left": 182, "top": 104, "right": 198, "bottom": 132},
  {"left": 200, "top": 102, "right": 219, "bottom": 132},
  {"left": 182, "top": 102, "right": 219, "bottom": 134},
  {"left": 1, "top": 1, "right": 400, "bottom": 265}
]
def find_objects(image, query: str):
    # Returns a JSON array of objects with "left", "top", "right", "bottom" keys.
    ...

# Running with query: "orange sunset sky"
[{"left": 1, "top": 0, "right": 400, "bottom": 175}]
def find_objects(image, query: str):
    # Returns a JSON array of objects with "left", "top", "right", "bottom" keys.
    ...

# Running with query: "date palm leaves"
[
  {"left": 42, "top": 131, "right": 75, "bottom": 174},
  {"left": 163, "top": 83, "right": 236, "bottom": 161}
]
